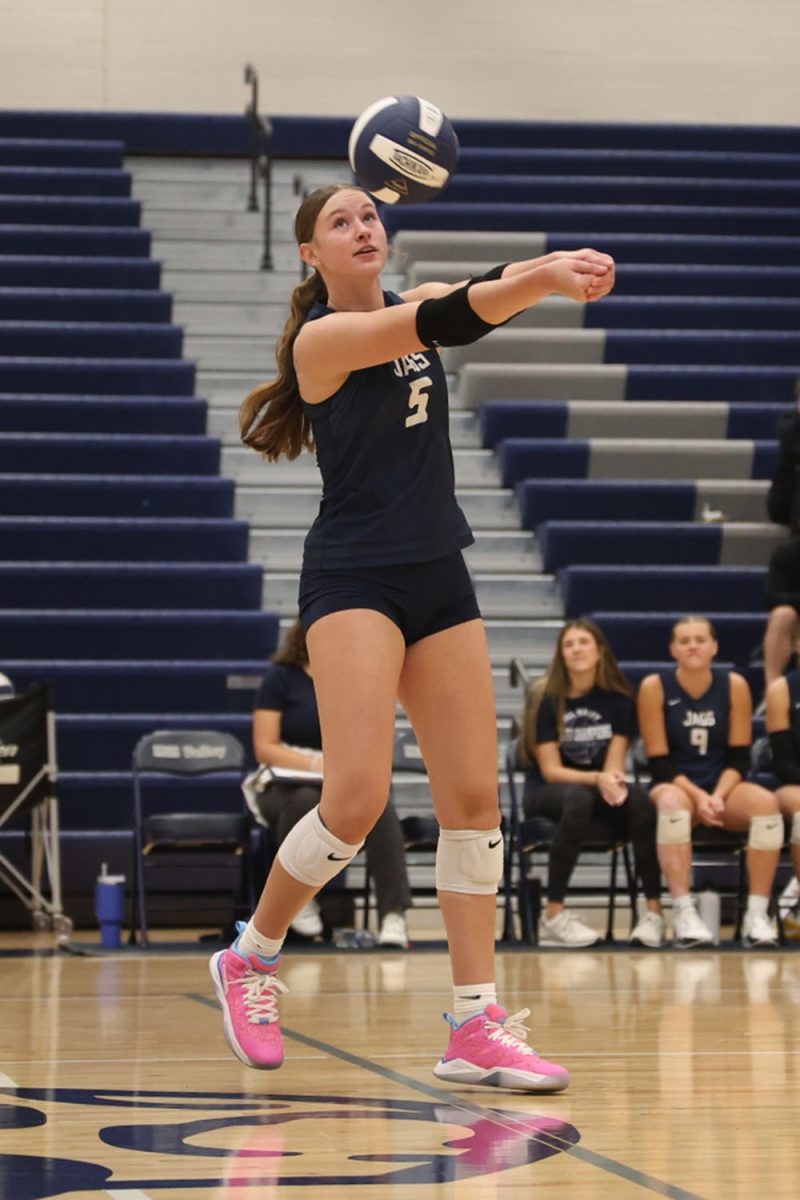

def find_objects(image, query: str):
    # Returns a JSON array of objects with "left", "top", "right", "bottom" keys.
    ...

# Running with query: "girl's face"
[
  {"left": 670, "top": 620, "right": 718, "bottom": 670},
  {"left": 560, "top": 627, "right": 601, "bottom": 678},
  {"left": 300, "top": 189, "right": 388, "bottom": 282}
]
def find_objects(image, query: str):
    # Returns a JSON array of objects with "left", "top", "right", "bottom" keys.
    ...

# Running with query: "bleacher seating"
[{"left": 0, "top": 131, "right": 280, "bottom": 897}]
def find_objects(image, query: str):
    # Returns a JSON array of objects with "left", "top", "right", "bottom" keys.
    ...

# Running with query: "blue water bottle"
[{"left": 94, "top": 864, "right": 126, "bottom": 949}]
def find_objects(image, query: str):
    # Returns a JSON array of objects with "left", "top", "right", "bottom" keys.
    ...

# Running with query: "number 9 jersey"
[
  {"left": 300, "top": 291, "right": 474, "bottom": 569},
  {"left": 659, "top": 667, "right": 731, "bottom": 791}
]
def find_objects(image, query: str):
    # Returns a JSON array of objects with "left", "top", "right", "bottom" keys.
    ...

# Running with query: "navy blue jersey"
[
  {"left": 533, "top": 686, "right": 636, "bottom": 780},
  {"left": 300, "top": 290, "right": 474, "bottom": 569},
  {"left": 660, "top": 667, "right": 730, "bottom": 790},
  {"left": 254, "top": 664, "right": 321, "bottom": 750}
]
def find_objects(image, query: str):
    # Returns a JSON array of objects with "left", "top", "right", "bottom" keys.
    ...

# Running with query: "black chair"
[
  {"left": 131, "top": 729, "right": 252, "bottom": 946},
  {"left": 504, "top": 736, "right": 638, "bottom": 945}
]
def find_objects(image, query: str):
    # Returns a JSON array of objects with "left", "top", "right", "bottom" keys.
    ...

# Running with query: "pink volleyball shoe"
[
  {"left": 433, "top": 1004, "right": 569, "bottom": 1093},
  {"left": 210, "top": 934, "right": 288, "bottom": 1070}
]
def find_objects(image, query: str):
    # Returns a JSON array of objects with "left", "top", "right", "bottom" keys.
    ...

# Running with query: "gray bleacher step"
[
  {"left": 485, "top": 619, "right": 562, "bottom": 661},
  {"left": 565, "top": 400, "right": 731, "bottom": 439},
  {"left": 443, "top": 327, "right": 605, "bottom": 370},
  {"left": 185, "top": 334, "right": 277, "bottom": 372},
  {"left": 719, "top": 522, "right": 784, "bottom": 563},
  {"left": 694, "top": 481, "right": 770, "bottom": 522},
  {"left": 222, "top": 446, "right": 501, "bottom": 487},
  {"left": 237, "top": 485, "right": 522, "bottom": 530},
  {"left": 459, "top": 362, "right": 628, "bottom": 406},
  {"left": 584, "top": 438, "right": 758, "bottom": 480},
  {"left": 249, "top": 528, "right": 540, "bottom": 571},
  {"left": 473, "top": 573, "right": 560, "bottom": 617},
  {"left": 144, "top": 210, "right": 268, "bottom": 239},
  {"left": 163, "top": 270, "right": 305, "bottom": 302},
  {"left": 261, "top": 570, "right": 558, "bottom": 618},
  {"left": 391, "top": 230, "right": 549, "bottom": 267},
  {"left": 152, "top": 241, "right": 305, "bottom": 271},
  {"left": 174, "top": 300, "right": 293, "bottom": 334},
  {"left": 129, "top": 156, "right": 345, "bottom": 182},
  {"left": 209, "top": 405, "right": 481, "bottom": 448}
]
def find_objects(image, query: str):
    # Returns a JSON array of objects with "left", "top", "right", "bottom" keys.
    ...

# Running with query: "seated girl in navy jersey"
[
  {"left": 638, "top": 615, "right": 782, "bottom": 948},
  {"left": 765, "top": 669, "right": 800, "bottom": 936},
  {"left": 252, "top": 619, "right": 412, "bottom": 948},
  {"left": 520, "top": 618, "right": 663, "bottom": 948}
]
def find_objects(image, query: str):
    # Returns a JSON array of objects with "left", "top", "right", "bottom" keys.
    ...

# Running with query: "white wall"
[{"left": 1, "top": 0, "right": 798, "bottom": 125}]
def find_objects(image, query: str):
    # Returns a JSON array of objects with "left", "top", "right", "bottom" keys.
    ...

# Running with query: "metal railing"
[{"left": 243, "top": 63, "right": 274, "bottom": 270}]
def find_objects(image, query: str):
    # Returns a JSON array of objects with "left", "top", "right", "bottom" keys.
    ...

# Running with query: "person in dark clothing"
[
  {"left": 520, "top": 618, "right": 663, "bottom": 948},
  {"left": 765, "top": 668, "right": 800, "bottom": 936},
  {"left": 763, "top": 536, "right": 800, "bottom": 691},
  {"left": 766, "top": 379, "right": 800, "bottom": 531}
]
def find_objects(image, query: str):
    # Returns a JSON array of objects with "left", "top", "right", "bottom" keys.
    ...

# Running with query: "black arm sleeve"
[
  {"left": 724, "top": 745, "right": 751, "bottom": 778},
  {"left": 647, "top": 755, "right": 678, "bottom": 785},
  {"left": 468, "top": 263, "right": 509, "bottom": 285},
  {"left": 769, "top": 730, "right": 800, "bottom": 785},
  {"left": 416, "top": 284, "right": 497, "bottom": 349}
]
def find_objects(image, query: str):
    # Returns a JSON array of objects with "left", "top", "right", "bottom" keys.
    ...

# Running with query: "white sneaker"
[
  {"left": 540, "top": 910, "right": 600, "bottom": 947},
  {"left": 672, "top": 903, "right": 714, "bottom": 948},
  {"left": 630, "top": 911, "right": 665, "bottom": 948},
  {"left": 784, "top": 901, "right": 800, "bottom": 942},
  {"left": 742, "top": 910, "right": 778, "bottom": 947},
  {"left": 290, "top": 900, "right": 323, "bottom": 939},
  {"left": 378, "top": 912, "right": 409, "bottom": 949}
]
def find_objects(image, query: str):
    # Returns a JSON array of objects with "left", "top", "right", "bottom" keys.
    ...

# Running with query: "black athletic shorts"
[{"left": 298, "top": 550, "right": 481, "bottom": 646}]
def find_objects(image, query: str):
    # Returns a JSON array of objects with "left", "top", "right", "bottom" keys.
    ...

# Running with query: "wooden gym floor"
[{"left": 1, "top": 936, "right": 798, "bottom": 1199}]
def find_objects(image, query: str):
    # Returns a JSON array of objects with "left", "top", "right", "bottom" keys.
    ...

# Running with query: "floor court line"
[
  {"left": 0, "top": 1071, "right": 18, "bottom": 1086},
  {"left": 186, "top": 992, "right": 706, "bottom": 1200}
]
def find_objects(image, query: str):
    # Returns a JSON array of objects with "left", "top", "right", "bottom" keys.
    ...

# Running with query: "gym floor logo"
[{"left": 0, "top": 1086, "right": 579, "bottom": 1196}]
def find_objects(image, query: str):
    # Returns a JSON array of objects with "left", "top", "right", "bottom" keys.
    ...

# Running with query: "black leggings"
[
  {"left": 522, "top": 780, "right": 661, "bottom": 903},
  {"left": 255, "top": 783, "right": 412, "bottom": 924}
]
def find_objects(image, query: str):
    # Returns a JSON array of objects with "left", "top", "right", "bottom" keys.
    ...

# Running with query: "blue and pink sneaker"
[
  {"left": 209, "top": 925, "right": 288, "bottom": 1070},
  {"left": 433, "top": 1004, "right": 569, "bottom": 1093}
]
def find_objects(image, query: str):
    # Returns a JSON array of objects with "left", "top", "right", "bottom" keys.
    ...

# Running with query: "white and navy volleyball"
[{"left": 348, "top": 95, "right": 459, "bottom": 205}]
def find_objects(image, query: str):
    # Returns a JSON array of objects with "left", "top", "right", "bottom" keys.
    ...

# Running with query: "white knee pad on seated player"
[
  {"left": 435, "top": 827, "right": 504, "bottom": 895},
  {"left": 748, "top": 814, "right": 784, "bottom": 851},
  {"left": 657, "top": 809, "right": 691, "bottom": 845},
  {"left": 277, "top": 805, "right": 364, "bottom": 889},
  {"left": 792, "top": 812, "right": 800, "bottom": 844}
]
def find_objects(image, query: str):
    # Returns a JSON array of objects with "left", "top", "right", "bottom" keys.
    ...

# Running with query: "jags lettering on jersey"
[
  {"left": 682, "top": 710, "right": 716, "bottom": 728},
  {"left": 393, "top": 352, "right": 431, "bottom": 377}
]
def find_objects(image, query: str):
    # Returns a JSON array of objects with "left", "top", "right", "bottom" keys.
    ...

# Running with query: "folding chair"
[
  {"left": 0, "top": 682, "right": 69, "bottom": 935},
  {"left": 504, "top": 736, "right": 638, "bottom": 945},
  {"left": 131, "top": 729, "right": 252, "bottom": 946}
]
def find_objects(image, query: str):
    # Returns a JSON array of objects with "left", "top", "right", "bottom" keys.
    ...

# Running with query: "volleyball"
[{"left": 348, "top": 95, "right": 459, "bottom": 205}]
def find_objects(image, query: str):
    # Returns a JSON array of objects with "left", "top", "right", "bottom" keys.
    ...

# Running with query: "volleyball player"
[
  {"left": 638, "top": 615, "right": 782, "bottom": 947},
  {"left": 210, "top": 183, "right": 615, "bottom": 1092}
]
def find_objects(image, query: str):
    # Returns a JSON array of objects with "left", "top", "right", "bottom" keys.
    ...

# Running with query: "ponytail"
[{"left": 239, "top": 271, "right": 327, "bottom": 461}]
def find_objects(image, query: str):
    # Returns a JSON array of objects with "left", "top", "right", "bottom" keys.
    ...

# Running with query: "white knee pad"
[
  {"left": 748, "top": 814, "right": 784, "bottom": 851},
  {"left": 435, "top": 827, "right": 504, "bottom": 895},
  {"left": 277, "top": 805, "right": 364, "bottom": 888},
  {"left": 657, "top": 809, "right": 691, "bottom": 845},
  {"left": 791, "top": 812, "right": 800, "bottom": 845}
]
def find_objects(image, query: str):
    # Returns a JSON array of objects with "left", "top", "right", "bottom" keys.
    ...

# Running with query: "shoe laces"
[
  {"left": 485, "top": 1007, "right": 536, "bottom": 1055},
  {"left": 237, "top": 965, "right": 289, "bottom": 1024}
]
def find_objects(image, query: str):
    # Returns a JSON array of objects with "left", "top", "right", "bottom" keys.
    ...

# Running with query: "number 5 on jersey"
[{"left": 405, "top": 375, "right": 432, "bottom": 428}]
